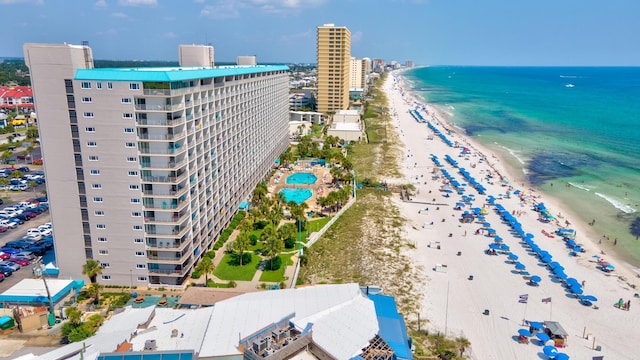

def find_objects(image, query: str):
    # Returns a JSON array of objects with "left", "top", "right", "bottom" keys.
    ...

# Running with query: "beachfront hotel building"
[
  {"left": 349, "top": 57, "right": 367, "bottom": 92},
  {"left": 316, "top": 23, "right": 351, "bottom": 114},
  {"left": 24, "top": 43, "right": 290, "bottom": 286}
]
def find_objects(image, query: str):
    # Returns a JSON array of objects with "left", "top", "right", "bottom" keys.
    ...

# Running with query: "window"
[
  {"left": 126, "top": 157, "right": 137, "bottom": 162},
  {"left": 87, "top": 141, "right": 97, "bottom": 147},
  {"left": 125, "top": 142, "right": 136, "bottom": 148},
  {"left": 98, "top": 249, "right": 108, "bottom": 255},
  {"left": 81, "top": 82, "right": 91, "bottom": 89},
  {"left": 133, "top": 225, "right": 143, "bottom": 230},
  {"left": 135, "top": 251, "right": 145, "bottom": 256},
  {"left": 83, "top": 112, "right": 94, "bottom": 118},
  {"left": 121, "top": 98, "right": 132, "bottom": 104},
  {"left": 129, "top": 83, "right": 140, "bottom": 90},
  {"left": 129, "top": 184, "right": 139, "bottom": 190},
  {"left": 131, "top": 211, "right": 141, "bottom": 217},
  {"left": 128, "top": 170, "right": 138, "bottom": 176},
  {"left": 130, "top": 198, "right": 140, "bottom": 204},
  {"left": 124, "top": 128, "right": 134, "bottom": 133},
  {"left": 102, "top": 262, "right": 110, "bottom": 268},
  {"left": 137, "top": 276, "right": 147, "bottom": 281},
  {"left": 85, "top": 127, "right": 96, "bottom": 132},
  {"left": 81, "top": 97, "right": 92, "bottom": 103},
  {"left": 93, "top": 197, "right": 103, "bottom": 203},
  {"left": 95, "top": 210, "right": 105, "bottom": 216},
  {"left": 101, "top": 275, "right": 112, "bottom": 280},
  {"left": 97, "top": 237, "right": 107, "bottom": 242},
  {"left": 134, "top": 238, "right": 144, "bottom": 243},
  {"left": 91, "top": 184, "right": 102, "bottom": 189},
  {"left": 107, "top": 82, "right": 113, "bottom": 89},
  {"left": 97, "top": 82, "right": 103, "bottom": 89},
  {"left": 123, "top": 113, "right": 133, "bottom": 119},
  {"left": 96, "top": 224, "right": 106, "bottom": 229},
  {"left": 89, "top": 155, "right": 99, "bottom": 161},
  {"left": 136, "top": 264, "right": 146, "bottom": 269},
  {"left": 90, "top": 169, "right": 100, "bottom": 175}
]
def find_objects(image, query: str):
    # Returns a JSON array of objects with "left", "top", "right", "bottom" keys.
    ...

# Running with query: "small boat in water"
[{"left": 565, "top": 84, "right": 575, "bottom": 88}]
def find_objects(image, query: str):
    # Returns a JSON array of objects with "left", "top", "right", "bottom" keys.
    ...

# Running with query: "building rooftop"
[
  {"left": 331, "top": 122, "right": 361, "bottom": 131},
  {"left": 177, "top": 287, "right": 247, "bottom": 308},
  {"left": 0, "top": 279, "right": 83, "bottom": 305},
  {"left": 74, "top": 65, "right": 289, "bottom": 82}
]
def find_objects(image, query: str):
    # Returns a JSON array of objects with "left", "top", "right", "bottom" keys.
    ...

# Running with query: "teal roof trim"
[{"left": 75, "top": 65, "right": 289, "bottom": 82}]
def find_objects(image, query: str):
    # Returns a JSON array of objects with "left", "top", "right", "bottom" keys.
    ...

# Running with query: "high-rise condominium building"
[
  {"left": 24, "top": 43, "right": 290, "bottom": 286},
  {"left": 316, "top": 23, "right": 351, "bottom": 114},
  {"left": 349, "top": 57, "right": 367, "bottom": 91}
]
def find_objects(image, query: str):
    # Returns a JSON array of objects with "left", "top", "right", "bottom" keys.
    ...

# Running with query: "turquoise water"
[
  {"left": 280, "top": 188, "right": 312, "bottom": 204},
  {"left": 404, "top": 67, "right": 640, "bottom": 266},
  {"left": 286, "top": 172, "right": 317, "bottom": 185}
]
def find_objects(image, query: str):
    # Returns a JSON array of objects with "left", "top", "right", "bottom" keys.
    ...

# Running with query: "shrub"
[
  {"left": 284, "top": 237, "right": 296, "bottom": 249},
  {"left": 249, "top": 234, "right": 259, "bottom": 246},
  {"left": 299, "top": 254, "right": 308, "bottom": 266},
  {"left": 254, "top": 220, "right": 268, "bottom": 230},
  {"left": 206, "top": 251, "right": 215, "bottom": 259},
  {"left": 265, "top": 256, "right": 282, "bottom": 271},
  {"left": 191, "top": 270, "right": 201, "bottom": 279},
  {"left": 228, "top": 280, "right": 237, "bottom": 288},
  {"left": 230, "top": 252, "right": 252, "bottom": 266},
  {"left": 279, "top": 282, "right": 287, "bottom": 289}
]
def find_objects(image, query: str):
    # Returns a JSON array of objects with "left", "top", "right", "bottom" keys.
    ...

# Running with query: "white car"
[
  {"left": 0, "top": 220, "right": 17, "bottom": 229},
  {"left": 18, "top": 201, "right": 37, "bottom": 209},
  {"left": 4, "top": 207, "right": 23, "bottom": 215},
  {"left": 37, "top": 227, "right": 52, "bottom": 236},
  {"left": 26, "top": 229, "right": 43, "bottom": 238},
  {"left": 41, "top": 222, "right": 52, "bottom": 229}
]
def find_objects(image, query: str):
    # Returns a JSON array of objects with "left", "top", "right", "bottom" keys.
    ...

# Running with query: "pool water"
[
  {"left": 280, "top": 188, "right": 313, "bottom": 204},
  {"left": 286, "top": 172, "right": 317, "bottom": 185}
]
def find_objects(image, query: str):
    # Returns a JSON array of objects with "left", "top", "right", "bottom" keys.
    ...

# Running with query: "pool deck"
[{"left": 269, "top": 164, "right": 335, "bottom": 215}]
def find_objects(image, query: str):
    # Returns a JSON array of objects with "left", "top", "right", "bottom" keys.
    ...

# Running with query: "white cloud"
[
  {"left": 352, "top": 31, "right": 363, "bottom": 42},
  {"left": 111, "top": 12, "right": 128, "bottom": 18},
  {"left": 118, "top": 0, "right": 156, "bottom": 6},
  {"left": 165, "top": 32, "right": 177, "bottom": 39},
  {"left": 200, "top": 0, "right": 325, "bottom": 18},
  {"left": 95, "top": 0, "right": 107, "bottom": 7}
]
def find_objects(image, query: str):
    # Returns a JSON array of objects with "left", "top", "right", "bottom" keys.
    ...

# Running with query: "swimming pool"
[
  {"left": 286, "top": 172, "right": 317, "bottom": 185},
  {"left": 280, "top": 188, "right": 313, "bottom": 204},
  {"left": 127, "top": 296, "right": 180, "bottom": 308}
]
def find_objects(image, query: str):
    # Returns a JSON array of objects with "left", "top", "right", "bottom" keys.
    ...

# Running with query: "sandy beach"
[{"left": 383, "top": 70, "right": 640, "bottom": 359}]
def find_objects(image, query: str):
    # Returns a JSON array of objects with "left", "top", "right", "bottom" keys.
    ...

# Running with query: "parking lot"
[{"left": 0, "top": 171, "right": 52, "bottom": 293}]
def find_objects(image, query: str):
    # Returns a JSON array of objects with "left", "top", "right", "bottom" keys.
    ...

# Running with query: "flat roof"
[
  {"left": 331, "top": 123, "right": 361, "bottom": 131},
  {"left": 177, "top": 287, "right": 247, "bottom": 307},
  {"left": 74, "top": 65, "right": 289, "bottom": 82},
  {"left": 0, "top": 279, "right": 83, "bottom": 304}
]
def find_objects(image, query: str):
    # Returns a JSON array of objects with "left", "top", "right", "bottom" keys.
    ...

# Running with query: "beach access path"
[{"left": 383, "top": 70, "right": 640, "bottom": 360}]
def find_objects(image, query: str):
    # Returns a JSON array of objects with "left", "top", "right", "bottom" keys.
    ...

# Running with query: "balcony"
[
  {"left": 142, "top": 186, "right": 188, "bottom": 197},
  {"left": 136, "top": 117, "right": 185, "bottom": 127},
  {"left": 138, "top": 146, "right": 186, "bottom": 155},
  {"left": 140, "top": 171, "right": 188, "bottom": 184},
  {"left": 146, "top": 249, "right": 190, "bottom": 262},
  {"left": 137, "top": 130, "right": 186, "bottom": 141},
  {"left": 135, "top": 103, "right": 184, "bottom": 111},
  {"left": 140, "top": 158, "right": 187, "bottom": 170},
  {"left": 146, "top": 236, "right": 189, "bottom": 249},
  {"left": 147, "top": 224, "right": 190, "bottom": 238}
]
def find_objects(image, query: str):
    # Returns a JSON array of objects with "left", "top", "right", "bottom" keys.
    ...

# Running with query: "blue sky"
[{"left": 3, "top": 0, "right": 640, "bottom": 65}]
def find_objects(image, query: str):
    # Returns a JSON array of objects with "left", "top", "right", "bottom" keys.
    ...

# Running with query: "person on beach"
[{"left": 627, "top": 300, "right": 631, "bottom": 311}]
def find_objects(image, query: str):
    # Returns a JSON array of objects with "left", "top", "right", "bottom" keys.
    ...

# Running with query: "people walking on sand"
[
  {"left": 614, "top": 238, "right": 618, "bottom": 246},
  {"left": 627, "top": 300, "right": 631, "bottom": 311},
  {"left": 617, "top": 298, "right": 624, "bottom": 308}
]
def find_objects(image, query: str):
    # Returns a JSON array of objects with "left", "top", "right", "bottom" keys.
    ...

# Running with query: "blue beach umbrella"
[
  {"left": 501, "top": 244, "right": 510, "bottom": 251},
  {"left": 541, "top": 256, "right": 553, "bottom": 264},
  {"left": 509, "top": 253, "right": 519, "bottom": 260},
  {"left": 529, "top": 321, "right": 544, "bottom": 330},
  {"left": 494, "top": 236, "right": 503, "bottom": 242},
  {"left": 549, "top": 262, "right": 561, "bottom": 269},
  {"left": 607, "top": 264, "right": 616, "bottom": 270},
  {"left": 515, "top": 262, "right": 526, "bottom": 270},
  {"left": 518, "top": 329, "right": 532, "bottom": 337},
  {"left": 566, "top": 278, "right": 579, "bottom": 286},
  {"left": 489, "top": 243, "right": 501, "bottom": 250},
  {"left": 530, "top": 275, "right": 542, "bottom": 283},
  {"left": 582, "top": 295, "right": 598, "bottom": 302},
  {"left": 542, "top": 344, "right": 557, "bottom": 355},
  {"left": 444, "top": 189, "right": 453, "bottom": 193},
  {"left": 488, "top": 228, "right": 496, "bottom": 233},
  {"left": 570, "top": 286, "right": 583, "bottom": 295}
]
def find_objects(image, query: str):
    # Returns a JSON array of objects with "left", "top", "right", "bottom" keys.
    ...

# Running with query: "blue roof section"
[
  {"left": 369, "top": 294, "right": 413, "bottom": 360},
  {"left": 74, "top": 65, "right": 289, "bottom": 82}
]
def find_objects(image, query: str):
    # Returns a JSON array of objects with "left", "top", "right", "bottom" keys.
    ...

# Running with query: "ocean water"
[{"left": 404, "top": 66, "right": 640, "bottom": 267}]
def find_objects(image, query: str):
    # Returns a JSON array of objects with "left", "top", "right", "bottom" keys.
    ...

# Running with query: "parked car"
[
  {"left": 5, "top": 240, "right": 29, "bottom": 249},
  {"left": 0, "top": 266, "right": 13, "bottom": 277},
  {"left": 37, "top": 227, "right": 52, "bottom": 236},
  {"left": 0, "top": 273, "right": 4, "bottom": 282},
  {"left": 26, "top": 244, "right": 45, "bottom": 256},
  {"left": 0, "top": 261, "right": 21, "bottom": 271},
  {"left": 13, "top": 251, "right": 35, "bottom": 261},
  {"left": 0, "top": 248, "right": 20, "bottom": 255},
  {"left": 27, "top": 228, "right": 44, "bottom": 237},
  {"left": 17, "top": 166, "right": 30, "bottom": 172},
  {"left": 0, "top": 220, "right": 18, "bottom": 229},
  {"left": 22, "top": 210, "right": 38, "bottom": 218},
  {"left": 9, "top": 217, "right": 24, "bottom": 225},
  {"left": 9, "top": 258, "right": 29, "bottom": 266},
  {"left": 0, "top": 252, "right": 10, "bottom": 260},
  {"left": 4, "top": 207, "right": 22, "bottom": 215},
  {"left": 0, "top": 226, "right": 7, "bottom": 233},
  {"left": 13, "top": 213, "right": 31, "bottom": 221}
]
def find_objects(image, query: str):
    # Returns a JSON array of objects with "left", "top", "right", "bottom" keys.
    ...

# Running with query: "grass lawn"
[
  {"left": 259, "top": 254, "right": 294, "bottom": 282},
  {"left": 214, "top": 253, "right": 259, "bottom": 281},
  {"left": 297, "top": 217, "right": 332, "bottom": 243}
]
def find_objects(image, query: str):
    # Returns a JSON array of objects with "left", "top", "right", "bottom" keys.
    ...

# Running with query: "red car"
[
  {"left": 0, "top": 273, "right": 4, "bottom": 282},
  {"left": 0, "top": 253, "right": 9, "bottom": 260},
  {"left": 9, "top": 258, "right": 29, "bottom": 266},
  {"left": 0, "top": 226, "right": 7, "bottom": 233}
]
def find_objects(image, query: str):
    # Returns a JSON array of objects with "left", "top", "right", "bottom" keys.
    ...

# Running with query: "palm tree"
[
  {"left": 65, "top": 306, "right": 82, "bottom": 326},
  {"left": 82, "top": 259, "right": 102, "bottom": 284},
  {"left": 231, "top": 231, "right": 251, "bottom": 266},
  {"left": 273, "top": 191, "right": 287, "bottom": 206},
  {"left": 456, "top": 337, "right": 471, "bottom": 357},
  {"left": 260, "top": 224, "right": 278, "bottom": 244},
  {"left": 239, "top": 216, "right": 254, "bottom": 234},
  {"left": 6, "top": 135, "right": 14, "bottom": 144},
  {"left": 263, "top": 235, "right": 284, "bottom": 270},
  {"left": 252, "top": 182, "right": 268, "bottom": 204},
  {"left": 0, "top": 178, "right": 9, "bottom": 200},
  {"left": 28, "top": 180, "right": 36, "bottom": 195},
  {"left": 1, "top": 151, "right": 12, "bottom": 164},
  {"left": 195, "top": 256, "right": 214, "bottom": 285},
  {"left": 10, "top": 170, "right": 23, "bottom": 180},
  {"left": 26, "top": 145, "right": 35, "bottom": 164},
  {"left": 86, "top": 282, "right": 103, "bottom": 305}
]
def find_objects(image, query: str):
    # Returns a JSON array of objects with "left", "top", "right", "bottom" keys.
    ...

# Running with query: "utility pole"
[{"left": 34, "top": 258, "right": 55, "bottom": 325}]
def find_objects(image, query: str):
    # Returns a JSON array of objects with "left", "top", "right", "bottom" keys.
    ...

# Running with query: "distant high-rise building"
[
  {"left": 372, "top": 58, "right": 386, "bottom": 73},
  {"left": 349, "top": 57, "right": 366, "bottom": 91},
  {"left": 405, "top": 60, "right": 414, "bottom": 68},
  {"left": 24, "top": 43, "right": 290, "bottom": 286},
  {"left": 316, "top": 23, "right": 351, "bottom": 114},
  {"left": 236, "top": 56, "right": 257, "bottom": 66},
  {"left": 362, "top": 57, "right": 372, "bottom": 75}
]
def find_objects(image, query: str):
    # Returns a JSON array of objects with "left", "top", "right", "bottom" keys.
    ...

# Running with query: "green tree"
[
  {"left": 28, "top": 180, "right": 36, "bottom": 195},
  {"left": 279, "top": 149, "right": 294, "bottom": 166},
  {"left": 10, "top": 170, "right": 23, "bottom": 180},
  {"left": 26, "top": 145, "right": 35, "bottom": 163},
  {"left": 82, "top": 259, "right": 102, "bottom": 284},
  {"left": 0, "top": 178, "right": 9, "bottom": 199},
  {"left": 26, "top": 127, "right": 39, "bottom": 139},
  {"left": 252, "top": 182, "right": 268, "bottom": 204},
  {"left": 263, "top": 236, "right": 284, "bottom": 270},
  {"left": 260, "top": 224, "right": 278, "bottom": 244},
  {"left": 278, "top": 223, "right": 296, "bottom": 243},
  {"left": 1, "top": 151, "right": 12, "bottom": 164},
  {"left": 195, "top": 256, "right": 214, "bottom": 284},
  {"left": 65, "top": 306, "right": 82, "bottom": 326},
  {"left": 86, "top": 282, "right": 103, "bottom": 305},
  {"left": 6, "top": 135, "right": 14, "bottom": 144},
  {"left": 231, "top": 231, "right": 251, "bottom": 266}
]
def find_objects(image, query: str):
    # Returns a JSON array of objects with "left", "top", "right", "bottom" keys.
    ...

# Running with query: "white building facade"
[{"left": 24, "top": 43, "right": 290, "bottom": 286}]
